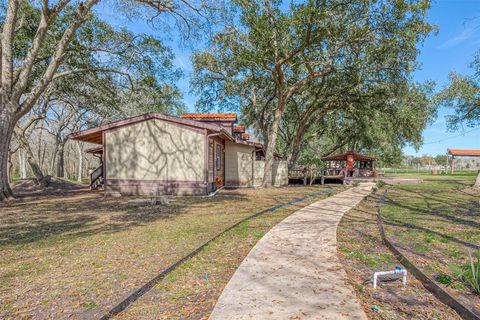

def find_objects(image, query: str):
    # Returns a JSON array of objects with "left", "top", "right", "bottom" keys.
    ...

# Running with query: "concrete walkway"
[{"left": 210, "top": 183, "right": 374, "bottom": 320}]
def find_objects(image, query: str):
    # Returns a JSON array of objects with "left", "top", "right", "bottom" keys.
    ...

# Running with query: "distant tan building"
[
  {"left": 447, "top": 149, "right": 480, "bottom": 173},
  {"left": 70, "top": 113, "right": 287, "bottom": 196}
]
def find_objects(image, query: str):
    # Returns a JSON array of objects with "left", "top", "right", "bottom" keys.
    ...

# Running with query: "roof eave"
[{"left": 69, "top": 112, "right": 226, "bottom": 142}]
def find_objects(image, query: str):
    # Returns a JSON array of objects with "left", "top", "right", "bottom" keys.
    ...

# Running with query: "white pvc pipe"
[{"left": 373, "top": 267, "right": 407, "bottom": 289}]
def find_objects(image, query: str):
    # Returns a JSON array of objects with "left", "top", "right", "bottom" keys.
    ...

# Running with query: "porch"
[{"left": 288, "top": 151, "right": 378, "bottom": 185}]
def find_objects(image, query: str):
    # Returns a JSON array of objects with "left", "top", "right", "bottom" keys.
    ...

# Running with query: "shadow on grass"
[
  {"left": 0, "top": 186, "right": 330, "bottom": 247},
  {"left": 382, "top": 217, "right": 480, "bottom": 251},
  {"left": 380, "top": 179, "right": 480, "bottom": 252},
  {"left": 0, "top": 190, "right": 254, "bottom": 247}
]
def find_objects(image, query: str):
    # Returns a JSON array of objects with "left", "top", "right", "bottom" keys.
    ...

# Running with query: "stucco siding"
[
  {"left": 254, "top": 160, "right": 288, "bottom": 186},
  {"left": 105, "top": 119, "right": 205, "bottom": 182},
  {"left": 224, "top": 141, "right": 254, "bottom": 186}
]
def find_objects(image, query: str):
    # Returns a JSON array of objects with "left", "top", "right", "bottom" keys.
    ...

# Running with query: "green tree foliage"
[
  {"left": 437, "top": 53, "right": 480, "bottom": 131},
  {"left": 192, "top": 0, "right": 434, "bottom": 183},
  {"left": 437, "top": 50, "right": 480, "bottom": 187},
  {"left": 434, "top": 154, "right": 448, "bottom": 166},
  {"left": 0, "top": 0, "right": 202, "bottom": 199}
]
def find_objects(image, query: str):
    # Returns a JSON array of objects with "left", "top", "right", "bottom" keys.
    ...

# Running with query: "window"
[{"left": 216, "top": 144, "right": 222, "bottom": 170}]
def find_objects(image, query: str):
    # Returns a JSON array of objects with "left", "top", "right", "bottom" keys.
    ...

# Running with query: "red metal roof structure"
[
  {"left": 321, "top": 151, "right": 377, "bottom": 161},
  {"left": 233, "top": 125, "right": 246, "bottom": 133},
  {"left": 447, "top": 149, "right": 480, "bottom": 157},
  {"left": 240, "top": 133, "right": 250, "bottom": 140}
]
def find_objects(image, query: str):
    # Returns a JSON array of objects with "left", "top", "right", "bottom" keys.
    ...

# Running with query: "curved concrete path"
[{"left": 210, "top": 183, "right": 374, "bottom": 320}]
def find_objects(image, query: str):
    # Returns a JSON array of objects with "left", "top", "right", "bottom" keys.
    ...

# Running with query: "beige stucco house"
[{"left": 70, "top": 113, "right": 288, "bottom": 196}]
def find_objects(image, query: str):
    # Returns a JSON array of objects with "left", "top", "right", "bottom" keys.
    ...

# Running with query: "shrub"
[{"left": 450, "top": 251, "right": 480, "bottom": 295}]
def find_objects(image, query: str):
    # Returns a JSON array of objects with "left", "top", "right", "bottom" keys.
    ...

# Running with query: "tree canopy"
[
  {"left": 436, "top": 52, "right": 480, "bottom": 131},
  {"left": 437, "top": 49, "right": 480, "bottom": 188},
  {"left": 192, "top": 0, "right": 435, "bottom": 176},
  {"left": 0, "top": 0, "right": 209, "bottom": 199}
]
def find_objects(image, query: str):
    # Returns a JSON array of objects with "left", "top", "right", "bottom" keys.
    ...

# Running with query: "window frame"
[{"left": 215, "top": 143, "right": 222, "bottom": 170}]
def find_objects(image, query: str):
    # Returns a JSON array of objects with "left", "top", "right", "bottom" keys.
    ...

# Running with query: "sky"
[
  {"left": 403, "top": 0, "right": 480, "bottom": 156},
  {"left": 96, "top": 0, "right": 480, "bottom": 157}
]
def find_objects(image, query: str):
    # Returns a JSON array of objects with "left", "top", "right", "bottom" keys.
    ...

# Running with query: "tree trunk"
[
  {"left": 40, "top": 143, "right": 47, "bottom": 174},
  {"left": 18, "top": 150, "right": 26, "bottom": 179},
  {"left": 7, "top": 152, "right": 13, "bottom": 183},
  {"left": 0, "top": 109, "right": 16, "bottom": 200},
  {"left": 51, "top": 143, "right": 58, "bottom": 175},
  {"left": 474, "top": 171, "right": 480, "bottom": 189},
  {"left": 26, "top": 150, "right": 48, "bottom": 187},
  {"left": 14, "top": 127, "right": 48, "bottom": 187},
  {"left": 76, "top": 141, "right": 83, "bottom": 183},
  {"left": 289, "top": 122, "right": 309, "bottom": 170},
  {"left": 57, "top": 143, "right": 65, "bottom": 178},
  {"left": 262, "top": 97, "right": 286, "bottom": 187}
]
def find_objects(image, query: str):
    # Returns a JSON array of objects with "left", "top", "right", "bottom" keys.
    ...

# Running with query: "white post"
[{"left": 373, "top": 267, "right": 407, "bottom": 289}]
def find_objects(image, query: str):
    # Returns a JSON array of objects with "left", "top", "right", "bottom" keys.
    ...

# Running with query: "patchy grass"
[
  {"left": 384, "top": 170, "right": 478, "bottom": 181},
  {"left": 379, "top": 174, "right": 480, "bottom": 314},
  {"left": 337, "top": 189, "right": 461, "bottom": 319},
  {"left": 0, "top": 184, "right": 339, "bottom": 319},
  {"left": 115, "top": 194, "right": 331, "bottom": 319}
]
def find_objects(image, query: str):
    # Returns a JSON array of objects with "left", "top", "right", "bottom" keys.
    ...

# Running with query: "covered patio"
[{"left": 320, "top": 151, "right": 377, "bottom": 184}]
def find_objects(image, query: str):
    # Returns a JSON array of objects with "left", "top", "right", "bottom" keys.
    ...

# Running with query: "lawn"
[
  {"left": 0, "top": 183, "right": 338, "bottom": 319},
  {"left": 379, "top": 172, "right": 480, "bottom": 315},
  {"left": 116, "top": 193, "right": 326, "bottom": 320},
  {"left": 337, "top": 188, "right": 461, "bottom": 319}
]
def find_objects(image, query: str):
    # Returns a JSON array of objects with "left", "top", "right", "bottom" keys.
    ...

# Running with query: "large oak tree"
[
  {"left": 192, "top": 0, "right": 433, "bottom": 186},
  {"left": 0, "top": 0, "right": 209, "bottom": 200}
]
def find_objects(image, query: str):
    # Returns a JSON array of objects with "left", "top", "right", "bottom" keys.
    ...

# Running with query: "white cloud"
[
  {"left": 437, "top": 18, "right": 480, "bottom": 49},
  {"left": 437, "top": 26, "right": 477, "bottom": 49}
]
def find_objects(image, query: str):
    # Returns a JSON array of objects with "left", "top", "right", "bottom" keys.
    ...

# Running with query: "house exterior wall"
[
  {"left": 104, "top": 119, "right": 206, "bottom": 196},
  {"left": 224, "top": 141, "right": 254, "bottom": 187},
  {"left": 253, "top": 160, "right": 288, "bottom": 187}
]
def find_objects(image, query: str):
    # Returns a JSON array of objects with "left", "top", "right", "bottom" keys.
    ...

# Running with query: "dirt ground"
[{"left": 0, "top": 180, "right": 336, "bottom": 319}]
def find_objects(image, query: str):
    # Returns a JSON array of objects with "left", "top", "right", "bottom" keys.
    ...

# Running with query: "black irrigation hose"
[
  {"left": 376, "top": 190, "right": 480, "bottom": 320},
  {"left": 100, "top": 188, "right": 333, "bottom": 320}
]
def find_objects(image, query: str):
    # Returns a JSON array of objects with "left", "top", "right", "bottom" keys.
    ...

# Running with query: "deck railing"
[{"left": 90, "top": 164, "right": 103, "bottom": 190}]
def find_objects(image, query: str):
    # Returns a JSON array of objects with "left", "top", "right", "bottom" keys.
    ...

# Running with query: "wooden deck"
[{"left": 289, "top": 168, "right": 380, "bottom": 185}]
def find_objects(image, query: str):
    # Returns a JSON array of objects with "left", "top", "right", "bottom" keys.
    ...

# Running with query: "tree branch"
[
  {"left": 17, "top": 0, "right": 100, "bottom": 118},
  {"left": 1, "top": 0, "right": 19, "bottom": 94}
]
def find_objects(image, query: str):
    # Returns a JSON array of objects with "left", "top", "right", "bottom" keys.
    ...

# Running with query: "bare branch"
[{"left": 51, "top": 68, "right": 134, "bottom": 89}]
